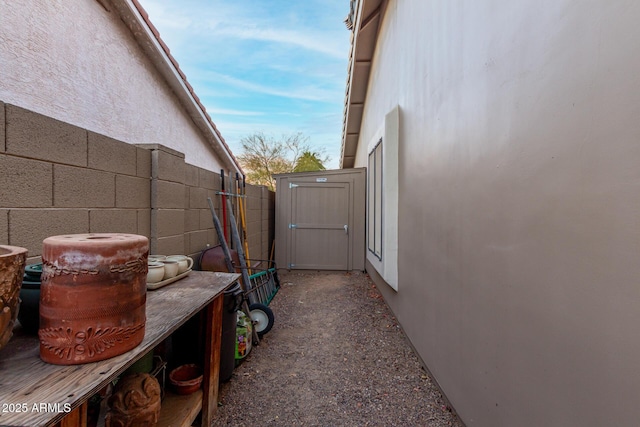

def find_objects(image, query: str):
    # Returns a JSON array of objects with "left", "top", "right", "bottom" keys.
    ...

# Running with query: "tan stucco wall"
[
  {"left": 0, "top": 0, "right": 227, "bottom": 171},
  {"left": 353, "top": 1, "right": 640, "bottom": 425}
]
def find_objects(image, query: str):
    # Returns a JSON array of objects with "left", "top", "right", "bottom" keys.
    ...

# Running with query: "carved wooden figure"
[{"left": 106, "top": 373, "right": 161, "bottom": 427}]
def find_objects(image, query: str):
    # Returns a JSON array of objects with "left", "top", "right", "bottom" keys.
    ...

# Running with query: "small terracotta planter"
[
  {"left": 169, "top": 364, "right": 203, "bottom": 395},
  {"left": 39, "top": 233, "right": 149, "bottom": 365},
  {"left": 0, "top": 245, "right": 28, "bottom": 351}
]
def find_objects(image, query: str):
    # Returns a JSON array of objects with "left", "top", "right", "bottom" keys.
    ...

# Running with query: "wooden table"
[{"left": 0, "top": 271, "right": 240, "bottom": 427}]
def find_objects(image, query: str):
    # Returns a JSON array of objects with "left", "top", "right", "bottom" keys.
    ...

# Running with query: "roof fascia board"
[
  {"left": 340, "top": 0, "right": 365, "bottom": 168},
  {"left": 340, "top": 0, "right": 385, "bottom": 168}
]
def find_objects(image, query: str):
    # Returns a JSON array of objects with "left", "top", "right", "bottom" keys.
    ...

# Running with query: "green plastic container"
[{"left": 124, "top": 350, "right": 154, "bottom": 374}]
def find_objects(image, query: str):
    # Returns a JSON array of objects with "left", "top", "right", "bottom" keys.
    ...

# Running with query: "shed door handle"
[{"left": 344, "top": 224, "right": 349, "bottom": 234}]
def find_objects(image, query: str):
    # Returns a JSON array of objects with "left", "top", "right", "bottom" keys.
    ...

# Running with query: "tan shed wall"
[
  {"left": 1, "top": 103, "right": 273, "bottom": 264},
  {"left": 274, "top": 169, "right": 365, "bottom": 271},
  {"left": 351, "top": 1, "right": 640, "bottom": 426}
]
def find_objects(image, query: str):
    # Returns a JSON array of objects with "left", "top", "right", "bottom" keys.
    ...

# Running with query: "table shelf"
[
  {"left": 0, "top": 271, "right": 239, "bottom": 427},
  {"left": 157, "top": 390, "right": 203, "bottom": 427}
]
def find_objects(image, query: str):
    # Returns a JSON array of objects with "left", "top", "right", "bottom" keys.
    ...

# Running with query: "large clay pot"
[
  {"left": 0, "top": 245, "right": 28, "bottom": 351},
  {"left": 199, "top": 245, "right": 240, "bottom": 273},
  {"left": 39, "top": 234, "right": 148, "bottom": 365},
  {"left": 106, "top": 373, "right": 161, "bottom": 427}
]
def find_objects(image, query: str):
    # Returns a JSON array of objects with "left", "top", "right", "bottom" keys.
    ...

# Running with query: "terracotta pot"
[
  {"left": 39, "top": 234, "right": 148, "bottom": 365},
  {"left": 169, "top": 364, "right": 203, "bottom": 395},
  {"left": 0, "top": 245, "right": 28, "bottom": 351},
  {"left": 106, "top": 373, "right": 161, "bottom": 427},
  {"left": 199, "top": 245, "right": 240, "bottom": 273}
]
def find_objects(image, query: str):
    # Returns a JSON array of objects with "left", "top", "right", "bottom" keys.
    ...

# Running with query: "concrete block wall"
[
  {"left": 263, "top": 188, "right": 275, "bottom": 261},
  {"left": 243, "top": 183, "right": 274, "bottom": 263},
  {"left": 207, "top": 174, "right": 274, "bottom": 266},
  {"left": 1, "top": 102, "right": 275, "bottom": 265},
  {"left": 147, "top": 148, "right": 274, "bottom": 262},
  {"left": 1, "top": 103, "right": 151, "bottom": 264}
]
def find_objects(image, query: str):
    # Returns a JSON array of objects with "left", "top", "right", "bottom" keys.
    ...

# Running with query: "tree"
[
  {"left": 237, "top": 132, "right": 328, "bottom": 191},
  {"left": 293, "top": 151, "right": 326, "bottom": 172}
]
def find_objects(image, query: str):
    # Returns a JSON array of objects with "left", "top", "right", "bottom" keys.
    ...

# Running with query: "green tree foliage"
[
  {"left": 237, "top": 132, "right": 328, "bottom": 191},
  {"left": 293, "top": 151, "right": 326, "bottom": 172}
]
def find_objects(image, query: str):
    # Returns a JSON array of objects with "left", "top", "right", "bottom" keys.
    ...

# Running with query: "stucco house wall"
[
  {"left": 345, "top": 1, "right": 640, "bottom": 425},
  {"left": 0, "top": 0, "right": 236, "bottom": 172},
  {"left": 0, "top": 1, "right": 274, "bottom": 264}
]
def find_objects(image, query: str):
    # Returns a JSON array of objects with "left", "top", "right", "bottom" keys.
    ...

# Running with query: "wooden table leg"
[
  {"left": 201, "top": 293, "right": 224, "bottom": 426},
  {"left": 57, "top": 401, "right": 87, "bottom": 427}
]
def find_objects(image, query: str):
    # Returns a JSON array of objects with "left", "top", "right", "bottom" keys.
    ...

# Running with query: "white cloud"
[
  {"left": 144, "top": 2, "right": 348, "bottom": 59},
  {"left": 205, "top": 71, "right": 342, "bottom": 103},
  {"left": 207, "top": 108, "right": 264, "bottom": 116},
  {"left": 212, "top": 25, "right": 346, "bottom": 59},
  {"left": 141, "top": 3, "right": 193, "bottom": 31},
  {"left": 138, "top": 0, "right": 348, "bottom": 167}
]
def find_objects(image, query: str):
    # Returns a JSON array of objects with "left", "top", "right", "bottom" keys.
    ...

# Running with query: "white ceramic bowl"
[
  {"left": 147, "top": 262, "right": 165, "bottom": 283},
  {"left": 166, "top": 255, "right": 194, "bottom": 274},
  {"left": 161, "top": 260, "right": 179, "bottom": 280}
]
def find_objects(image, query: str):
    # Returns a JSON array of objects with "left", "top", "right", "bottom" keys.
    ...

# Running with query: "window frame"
[{"left": 367, "top": 138, "right": 383, "bottom": 260}]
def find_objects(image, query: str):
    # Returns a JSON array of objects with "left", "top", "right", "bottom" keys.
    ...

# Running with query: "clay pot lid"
[
  {"left": 42, "top": 234, "right": 149, "bottom": 262},
  {"left": 0, "top": 245, "right": 29, "bottom": 257},
  {"left": 43, "top": 233, "right": 148, "bottom": 246}
]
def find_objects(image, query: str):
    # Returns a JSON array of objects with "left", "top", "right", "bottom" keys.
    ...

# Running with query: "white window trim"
[{"left": 366, "top": 106, "right": 399, "bottom": 291}]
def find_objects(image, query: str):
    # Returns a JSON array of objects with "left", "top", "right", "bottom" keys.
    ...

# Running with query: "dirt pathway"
[{"left": 215, "top": 270, "right": 463, "bottom": 426}]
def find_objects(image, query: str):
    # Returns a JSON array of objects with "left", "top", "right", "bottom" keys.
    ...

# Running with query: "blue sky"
[{"left": 138, "top": 0, "right": 351, "bottom": 169}]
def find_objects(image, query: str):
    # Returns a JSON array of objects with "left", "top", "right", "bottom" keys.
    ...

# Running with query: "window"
[
  {"left": 365, "top": 106, "right": 399, "bottom": 291},
  {"left": 367, "top": 138, "right": 383, "bottom": 259}
]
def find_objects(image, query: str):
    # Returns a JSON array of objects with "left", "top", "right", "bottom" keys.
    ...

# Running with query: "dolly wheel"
[{"left": 249, "top": 303, "right": 274, "bottom": 337}]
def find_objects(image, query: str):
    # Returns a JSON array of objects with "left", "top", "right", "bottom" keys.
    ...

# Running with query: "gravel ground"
[{"left": 215, "top": 270, "right": 463, "bottom": 427}]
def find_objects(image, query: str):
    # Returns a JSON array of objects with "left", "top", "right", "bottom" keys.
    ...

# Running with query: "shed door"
[{"left": 289, "top": 182, "right": 350, "bottom": 269}]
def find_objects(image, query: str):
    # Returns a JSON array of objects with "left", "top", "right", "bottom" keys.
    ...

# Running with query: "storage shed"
[{"left": 274, "top": 169, "right": 365, "bottom": 271}]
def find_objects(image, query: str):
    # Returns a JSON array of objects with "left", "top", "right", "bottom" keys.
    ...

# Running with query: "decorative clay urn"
[
  {"left": 0, "top": 245, "right": 28, "bottom": 351},
  {"left": 39, "top": 233, "right": 149, "bottom": 365}
]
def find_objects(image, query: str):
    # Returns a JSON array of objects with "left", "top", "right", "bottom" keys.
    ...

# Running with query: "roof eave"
[{"left": 340, "top": 0, "right": 384, "bottom": 169}]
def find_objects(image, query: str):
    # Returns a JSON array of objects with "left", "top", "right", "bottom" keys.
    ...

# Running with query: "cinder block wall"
[
  {"left": 0, "top": 102, "right": 274, "bottom": 265},
  {"left": 243, "top": 184, "right": 275, "bottom": 263},
  {"left": 1, "top": 103, "right": 151, "bottom": 264}
]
